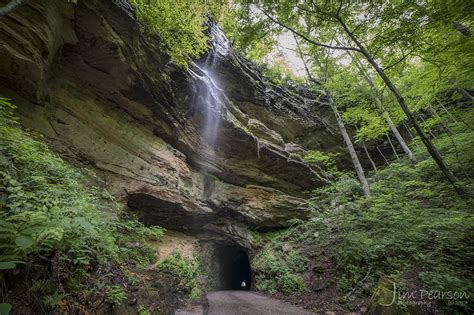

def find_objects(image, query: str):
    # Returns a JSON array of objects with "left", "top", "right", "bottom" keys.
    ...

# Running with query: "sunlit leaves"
[{"left": 129, "top": 0, "right": 218, "bottom": 68}]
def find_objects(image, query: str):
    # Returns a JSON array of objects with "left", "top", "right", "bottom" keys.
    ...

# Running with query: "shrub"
[
  {"left": 252, "top": 246, "right": 308, "bottom": 295},
  {"left": 158, "top": 251, "right": 202, "bottom": 300},
  {"left": 277, "top": 273, "right": 305, "bottom": 295},
  {"left": 304, "top": 150, "right": 342, "bottom": 177},
  {"left": 105, "top": 285, "right": 126, "bottom": 306},
  {"left": 0, "top": 97, "right": 119, "bottom": 271}
]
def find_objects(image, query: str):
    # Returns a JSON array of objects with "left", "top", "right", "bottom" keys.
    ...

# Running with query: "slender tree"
[
  {"left": 348, "top": 53, "right": 416, "bottom": 164},
  {"left": 361, "top": 139, "right": 378, "bottom": 173},
  {"left": 328, "top": 91, "right": 371, "bottom": 197},
  {"left": 353, "top": 125, "right": 378, "bottom": 173},
  {"left": 335, "top": 11, "right": 462, "bottom": 192},
  {"left": 252, "top": 1, "right": 464, "bottom": 194},
  {"left": 294, "top": 35, "right": 371, "bottom": 197},
  {"left": 377, "top": 147, "right": 389, "bottom": 166},
  {"left": 386, "top": 133, "right": 400, "bottom": 160}
]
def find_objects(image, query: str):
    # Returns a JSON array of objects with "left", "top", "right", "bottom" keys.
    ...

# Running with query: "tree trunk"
[
  {"left": 337, "top": 16, "right": 463, "bottom": 194},
  {"left": 403, "top": 122, "right": 415, "bottom": 141},
  {"left": 355, "top": 126, "right": 377, "bottom": 172},
  {"left": 428, "top": 107, "right": 453, "bottom": 135},
  {"left": 437, "top": 99, "right": 473, "bottom": 130},
  {"left": 362, "top": 139, "right": 377, "bottom": 172},
  {"left": 428, "top": 107, "right": 462, "bottom": 161},
  {"left": 294, "top": 34, "right": 371, "bottom": 197},
  {"left": 437, "top": 100, "right": 458, "bottom": 124},
  {"left": 327, "top": 91, "right": 371, "bottom": 197},
  {"left": 350, "top": 52, "right": 416, "bottom": 164},
  {"left": 0, "top": 0, "right": 30, "bottom": 17},
  {"left": 383, "top": 111, "right": 416, "bottom": 163},
  {"left": 386, "top": 133, "right": 399, "bottom": 159},
  {"left": 377, "top": 146, "right": 389, "bottom": 166},
  {"left": 419, "top": 115, "right": 436, "bottom": 138}
]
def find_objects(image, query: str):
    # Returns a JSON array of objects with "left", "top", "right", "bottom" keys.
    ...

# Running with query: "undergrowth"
[
  {"left": 158, "top": 251, "right": 202, "bottom": 301},
  {"left": 252, "top": 112, "right": 474, "bottom": 313},
  {"left": 0, "top": 98, "right": 165, "bottom": 313}
]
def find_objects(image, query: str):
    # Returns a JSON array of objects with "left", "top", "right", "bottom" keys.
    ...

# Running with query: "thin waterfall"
[{"left": 188, "top": 24, "right": 229, "bottom": 147}]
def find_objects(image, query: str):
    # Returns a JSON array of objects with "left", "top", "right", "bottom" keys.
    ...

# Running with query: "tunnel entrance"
[{"left": 215, "top": 244, "right": 252, "bottom": 290}]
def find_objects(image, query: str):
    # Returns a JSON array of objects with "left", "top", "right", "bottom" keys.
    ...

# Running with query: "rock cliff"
[{"left": 0, "top": 0, "right": 344, "bottom": 247}]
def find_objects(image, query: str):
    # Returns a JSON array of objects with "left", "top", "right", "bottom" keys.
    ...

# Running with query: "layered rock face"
[{"left": 0, "top": 0, "right": 343, "bottom": 247}]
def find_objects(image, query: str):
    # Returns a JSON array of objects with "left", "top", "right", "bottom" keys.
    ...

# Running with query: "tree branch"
[
  {"left": 383, "top": 46, "right": 418, "bottom": 72},
  {"left": 259, "top": 7, "right": 362, "bottom": 53},
  {"left": 336, "top": 0, "right": 344, "bottom": 16},
  {"left": 0, "top": 0, "right": 30, "bottom": 18}
]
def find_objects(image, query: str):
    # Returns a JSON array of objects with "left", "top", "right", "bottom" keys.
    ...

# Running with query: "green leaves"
[
  {"left": 0, "top": 98, "right": 164, "bottom": 311},
  {"left": 15, "top": 235, "right": 33, "bottom": 249},
  {"left": 0, "top": 261, "right": 20, "bottom": 270},
  {"left": 128, "top": 0, "right": 220, "bottom": 68},
  {"left": 159, "top": 252, "right": 201, "bottom": 300},
  {"left": 0, "top": 303, "right": 12, "bottom": 315},
  {"left": 253, "top": 123, "right": 473, "bottom": 312},
  {"left": 304, "top": 150, "right": 342, "bottom": 177}
]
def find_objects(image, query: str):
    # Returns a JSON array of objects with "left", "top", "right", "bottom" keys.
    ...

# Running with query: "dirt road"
[{"left": 205, "top": 291, "right": 314, "bottom": 315}]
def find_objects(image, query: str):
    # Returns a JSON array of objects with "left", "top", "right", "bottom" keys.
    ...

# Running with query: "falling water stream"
[{"left": 188, "top": 24, "right": 230, "bottom": 147}]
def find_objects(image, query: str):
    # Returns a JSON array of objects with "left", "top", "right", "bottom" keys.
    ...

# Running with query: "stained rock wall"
[{"left": 0, "top": 0, "right": 344, "bottom": 246}]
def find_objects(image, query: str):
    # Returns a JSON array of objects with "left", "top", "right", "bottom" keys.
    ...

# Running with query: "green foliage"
[
  {"left": 304, "top": 150, "right": 342, "bottom": 177},
  {"left": 0, "top": 97, "right": 118, "bottom": 270},
  {"left": 253, "top": 247, "right": 306, "bottom": 295},
  {"left": 252, "top": 117, "right": 474, "bottom": 312},
  {"left": 225, "top": 0, "right": 473, "bottom": 149},
  {"left": 329, "top": 131, "right": 474, "bottom": 313},
  {"left": 0, "top": 303, "right": 12, "bottom": 315},
  {"left": 252, "top": 219, "right": 329, "bottom": 295},
  {"left": 113, "top": 217, "right": 164, "bottom": 266},
  {"left": 105, "top": 285, "right": 126, "bottom": 306},
  {"left": 0, "top": 98, "right": 164, "bottom": 311},
  {"left": 138, "top": 304, "right": 151, "bottom": 315},
  {"left": 220, "top": 3, "right": 276, "bottom": 61},
  {"left": 129, "top": 0, "right": 221, "bottom": 68},
  {"left": 259, "top": 61, "right": 303, "bottom": 85},
  {"left": 158, "top": 252, "right": 202, "bottom": 301},
  {"left": 43, "top": 292, "right": 67, "bottom": 308}
]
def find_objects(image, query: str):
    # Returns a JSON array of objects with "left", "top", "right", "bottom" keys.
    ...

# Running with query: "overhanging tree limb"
[{"left": 259, "top": 8, "right": 362, "bottom": 53}]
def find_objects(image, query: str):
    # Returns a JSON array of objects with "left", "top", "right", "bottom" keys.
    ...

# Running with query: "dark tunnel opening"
[{"left": 216, "top": 244, "right": 252, "bottom": 290}]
